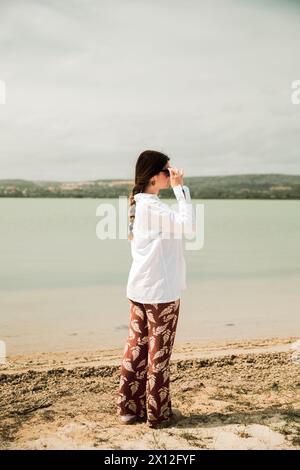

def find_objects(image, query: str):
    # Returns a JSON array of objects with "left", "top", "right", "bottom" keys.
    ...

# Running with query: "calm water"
[{"left": 0, "top": 198, "right": 299, "bottom": 354}]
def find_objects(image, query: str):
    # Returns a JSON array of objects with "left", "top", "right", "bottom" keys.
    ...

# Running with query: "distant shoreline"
[
  {"left": 1, "top": 174, "right": 300, "bottom": 199},
  {"left": 2, "top": 336, "right": 298, "bottom": 373}
]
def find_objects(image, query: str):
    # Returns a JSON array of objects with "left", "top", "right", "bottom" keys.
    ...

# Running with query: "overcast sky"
[{"left": 0, "top": 0, "right": 299, "bottom": 181}]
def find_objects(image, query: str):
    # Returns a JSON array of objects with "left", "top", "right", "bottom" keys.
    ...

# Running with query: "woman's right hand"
[{"left": 168, "top": 167, "right": 184, "bottom": 188}]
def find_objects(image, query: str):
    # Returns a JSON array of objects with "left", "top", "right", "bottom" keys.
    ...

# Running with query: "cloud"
[{"left": 0, "top": 0, "right": 299, "bottom": 180}]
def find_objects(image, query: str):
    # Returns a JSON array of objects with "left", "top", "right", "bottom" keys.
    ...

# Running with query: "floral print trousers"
[{"left": 117, "top": 298, "right": 180, "bottom": 427}]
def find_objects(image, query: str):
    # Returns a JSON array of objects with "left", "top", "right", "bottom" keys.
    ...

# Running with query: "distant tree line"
[{"left": 0, "top": 175, "right": 299, "bottom": 199}]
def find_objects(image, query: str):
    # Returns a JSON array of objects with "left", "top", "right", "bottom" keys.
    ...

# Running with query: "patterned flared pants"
[{"left": 117, "top": 298, "right": 180, "bottom": 427}]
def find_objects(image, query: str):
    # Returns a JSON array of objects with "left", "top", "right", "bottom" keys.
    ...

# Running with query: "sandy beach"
[{"left": 0, "top": 336, "right": 299, "bottom": 450}]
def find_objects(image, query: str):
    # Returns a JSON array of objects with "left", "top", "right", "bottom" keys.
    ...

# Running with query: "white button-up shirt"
[{"left": 126, "top": 185, "right": 195, "bottom": 303}]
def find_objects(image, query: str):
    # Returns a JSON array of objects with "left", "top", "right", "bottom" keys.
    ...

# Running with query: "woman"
[{"left": 117, "top": 150, "right": 195, "bottom": 429}]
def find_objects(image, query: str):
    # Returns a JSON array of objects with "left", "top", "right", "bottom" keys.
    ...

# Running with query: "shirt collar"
[{"left": 134, "top": 193, "right": 160, "bottom": 202}]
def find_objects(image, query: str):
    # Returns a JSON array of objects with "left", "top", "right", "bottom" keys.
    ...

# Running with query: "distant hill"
[{"left": 0, "top": 174, "right": 299, "bottom": 199}]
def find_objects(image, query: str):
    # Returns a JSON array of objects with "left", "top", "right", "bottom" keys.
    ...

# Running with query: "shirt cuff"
[
  {"left": 172, "top": 184, "right": 186, "bottom": 201},
  {"left": 182, "top": 185, "right": 191, "bottom": 202}
]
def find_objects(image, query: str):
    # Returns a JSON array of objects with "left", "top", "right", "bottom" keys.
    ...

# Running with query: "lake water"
[{"left": 0, "top": 198, "right": 299, "bottom": 354}]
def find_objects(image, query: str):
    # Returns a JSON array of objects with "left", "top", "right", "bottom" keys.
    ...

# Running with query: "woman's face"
[{"left": 155, "top": 162, "right": 171, "bottom": 190}]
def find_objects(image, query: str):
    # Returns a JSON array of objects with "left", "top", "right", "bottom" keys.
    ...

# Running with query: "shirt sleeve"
[
  {"left": 172, "top": 184, "right": 192, "bottom": 202},
  {"left": 139, "top": 185, "right": 196, "bottom": 238}
]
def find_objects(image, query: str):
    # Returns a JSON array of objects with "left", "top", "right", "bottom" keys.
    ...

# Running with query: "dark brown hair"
[{"left": 128, "top": 150, "right": 170, "bottom": 240}]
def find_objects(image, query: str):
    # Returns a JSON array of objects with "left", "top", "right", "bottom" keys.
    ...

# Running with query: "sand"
[{"left": 0, "top": 336, "right": 299, "bottom": 450}]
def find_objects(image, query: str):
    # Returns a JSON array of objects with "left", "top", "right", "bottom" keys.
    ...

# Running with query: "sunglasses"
[{"left": 159, "top": 169, "right": 170, "bottom": 176}]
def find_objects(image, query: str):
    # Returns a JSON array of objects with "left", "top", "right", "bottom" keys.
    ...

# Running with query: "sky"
[{"left": 0, "top": 0, "right": 299, "bottom": 181}]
